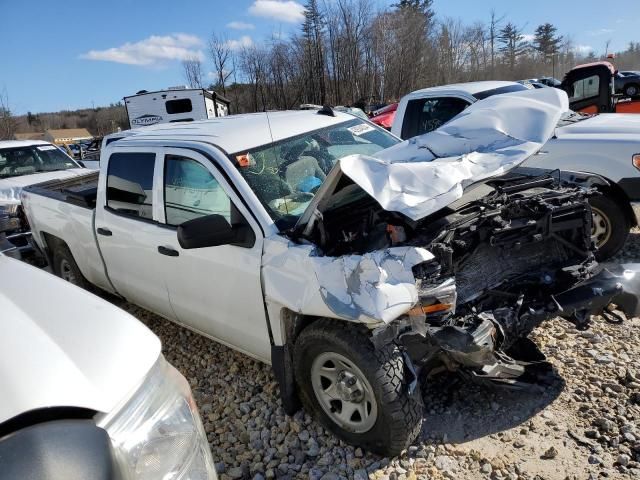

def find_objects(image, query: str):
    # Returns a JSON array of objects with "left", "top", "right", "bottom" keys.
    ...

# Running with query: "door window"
[
  {"left": 163, "top": 155, "right": 232, "bottom": 226},
  {"left": 401, "top": 97, "right": 470, "bottom": 139},
  {"left": 106, "top": 152, "right": 155, "bottom": 219},
  {"left": 569, "top": 75, "right": 600, "bottom": 102}
]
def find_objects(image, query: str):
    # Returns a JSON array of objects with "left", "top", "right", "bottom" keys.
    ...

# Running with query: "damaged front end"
[
  {"left": 262, "top": 88, "right": 640, "bottom": 393},
  {"left": 367, "top": 174, "right": 640, "bottom": 388}
]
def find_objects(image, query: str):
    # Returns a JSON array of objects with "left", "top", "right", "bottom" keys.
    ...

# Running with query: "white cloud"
[
  {"left": 80, "top": 33, "right": 204, "bottom": 66},
  {"left": 588, "top": 28, "right": 614, "bottom": 36},
  {"left": 248, "top": 0, "right": 305, "bottom": 23},
  {"left": 226, "top": 36, "right": 254, "bottom": 51},
  {"left": 521, "top": 34, "right": 535, "bottom": 43},
  {"left": 227, "top": 21, "right": 255, "bottom": 30},
  {"left": 573, "top": 44, "right": 594, "bottom": 55}
]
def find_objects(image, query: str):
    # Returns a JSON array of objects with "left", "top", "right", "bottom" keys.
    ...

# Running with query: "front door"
[{"left": 154, "top": 148, "right": 271, "bottom": 362}]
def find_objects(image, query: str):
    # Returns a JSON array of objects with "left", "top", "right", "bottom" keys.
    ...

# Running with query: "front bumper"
[{"left": 401, "top": 263, "right": 640, "bottom": 388}]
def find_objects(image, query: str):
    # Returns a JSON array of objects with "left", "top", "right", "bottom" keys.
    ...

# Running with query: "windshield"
[
  {"left": 556, "top": 110, "right": 594, "bottom": 127},
  {"left": 233, "top": 118, "right": 399, "bottom": 229},
  {"left": 0, "top": 145, "right": 78, "bottom": 179}
]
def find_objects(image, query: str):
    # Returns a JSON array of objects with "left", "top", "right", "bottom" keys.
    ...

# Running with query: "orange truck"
[{"left": 561, "top": 61, "right": 640, "bottom": 114}]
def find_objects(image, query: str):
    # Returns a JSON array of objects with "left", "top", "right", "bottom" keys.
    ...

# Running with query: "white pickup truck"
[
  {"left": 21, "top": 94, "right": 640, "bottom": 455},
  {"left": 391, "top": 81, "right": 640, "bottom": 259},
  {"left": 0, "top": 140, "right": 87, "bottom": 257},
  {"left": 0, "top": 253, "right": 216, "bottom": 480}
]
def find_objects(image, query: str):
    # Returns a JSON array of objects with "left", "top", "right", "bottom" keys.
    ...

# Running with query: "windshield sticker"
[
  {"left": 37, "top": 145, "right": 58, "bottom": 151},
  {"left": 348, "top": 123, "right": 376, "bottom": 136}
]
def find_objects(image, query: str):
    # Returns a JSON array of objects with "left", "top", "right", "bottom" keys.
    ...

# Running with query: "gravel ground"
[{"left": 110, "top": 230, "right": 640, "bottom": 480}]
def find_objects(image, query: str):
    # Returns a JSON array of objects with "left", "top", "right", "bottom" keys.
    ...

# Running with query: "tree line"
[
  {"left": 2, "top": 1, "right": 640, "bottom": 140},
  {"left": 186, "top": 0, "right": 639, "bottom": 113}
]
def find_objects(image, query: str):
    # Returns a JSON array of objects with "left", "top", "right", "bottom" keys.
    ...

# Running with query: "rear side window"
[
  {"left": 165, "top": 99, "right": 193, "bottom": 114},
  {"left": 568, "top": 75, "right": 600, "bottom": 102},
  {"left": 106, "top": 152, "right": 155, "bottom": 220},
  {"left": 401, "top": 97, "right": 470, "bottom": 139}
]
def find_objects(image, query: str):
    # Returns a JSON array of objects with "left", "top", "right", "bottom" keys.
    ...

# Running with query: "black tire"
[
  {"left": 624, "top": 83, "right": 640, "bottom": 97},
  {"left": 590, "top": 194, "right": 630, "bottom": 260},
  {"left": 52, "top": 245, "right": 90, "bottom": 289},
  {"left": 293, "top": 319, "right": 423, "bottom": 456}
]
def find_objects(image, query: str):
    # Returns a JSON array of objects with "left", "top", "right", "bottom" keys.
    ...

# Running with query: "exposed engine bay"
[{"left": 293, "top": 170, "right": 640, "bottom": 388}]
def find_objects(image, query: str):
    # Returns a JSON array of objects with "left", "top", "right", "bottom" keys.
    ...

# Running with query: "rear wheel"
[
  {"left": 590, "top": 195, "right": 630, "bottom": 260},
  {"left": 53, "top": 245, "right": 90, "bottom": 289},
  {"left": 293, "top": 319, "right": 423, "bottom": 456},
  {"left": 624, "top": 83, "right": 640, "bottom": 97}
]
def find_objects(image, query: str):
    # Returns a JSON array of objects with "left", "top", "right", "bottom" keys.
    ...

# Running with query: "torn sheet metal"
[
  {"left": 262, "top": 236, "right": 433, "bottom": 324},
  {"left": 336, "top": 88, "right": 568, "bottom": 221}
]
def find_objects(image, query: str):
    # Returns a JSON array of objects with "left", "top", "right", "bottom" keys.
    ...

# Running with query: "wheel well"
[
  {"left": 40, "top": 232, "right": 69, "bottom": 266},
  {"left": 595, "top": 181, "right": 636, "bottom": 227}
]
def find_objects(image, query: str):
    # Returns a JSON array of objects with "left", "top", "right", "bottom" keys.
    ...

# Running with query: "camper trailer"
[{"left": 124, "top": 87, "right": 231, "bottom": 129}]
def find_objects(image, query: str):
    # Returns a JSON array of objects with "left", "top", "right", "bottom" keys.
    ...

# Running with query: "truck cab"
[{"left": 561, "top": 61, "right": 640, "bottom": 114}]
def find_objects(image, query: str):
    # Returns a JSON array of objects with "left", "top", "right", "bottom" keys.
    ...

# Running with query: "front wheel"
[
  {"left": 293, "top": 319, "right": 423, "bottom": 456},
  {"left": 590, "top": 195, "right": 630, "bottom": 260}
]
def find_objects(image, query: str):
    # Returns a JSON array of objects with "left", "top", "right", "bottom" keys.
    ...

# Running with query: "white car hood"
[
  {"left": 557, "top": 113, "right": 640, "bottom": 137},
  {"left": 336, "top": 87, "right": 568, "bottom": 221},
  {"left": 0, "top": 255, "right": 161, "bottom": 424},
  {"left": 0, "top": 168, "right": 89, "bottom": 205}
]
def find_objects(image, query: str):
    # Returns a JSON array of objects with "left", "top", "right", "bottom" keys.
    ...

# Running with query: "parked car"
[
  {"left": 391, "top": 80, "right": 640, "bottom": 258},
  {"left": 21, "top": 97, "right": 640, "bottom": 455},
  {"left": 521, "top": 76, "right": 562, "bottom": 88},
  {"left": 0, "top": 140, "right": 87, "bottom": 257},
  {"left": 562, "top": 61, "right": 640, "bottom": 113},
  {"left": 615, "top": 70, "right": 640, "bottom": 97},
  {"left": 0, "top": 252, "right": 217, "bottom": 479},
  {"left": 369, "top": 102, "right": 398, "bottom": 129}
]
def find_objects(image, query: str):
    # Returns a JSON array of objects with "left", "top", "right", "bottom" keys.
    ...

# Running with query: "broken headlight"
[{"left": 97, "top": 356, "right": 217, "bottom": 480}]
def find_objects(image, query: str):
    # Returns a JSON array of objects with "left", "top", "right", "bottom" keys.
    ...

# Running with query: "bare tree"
[
  {"left": 209, "top": 33, "right": 234, "bottom": 95},
  {"left": 0, "top": 88, "right": 16, "bottom": 140},
  {"left": 182, "top": 56, "right": 204, "bottom": 88}
]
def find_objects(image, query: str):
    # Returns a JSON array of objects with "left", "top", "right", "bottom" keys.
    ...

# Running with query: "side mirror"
[{"left": 177, "top": 214, "right": 255, "bottom": 249}]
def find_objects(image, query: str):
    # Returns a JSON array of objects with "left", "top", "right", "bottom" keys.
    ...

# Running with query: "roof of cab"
[
  {"left": 113, "top": 110, "right": 358, "bottom": 154},
  {"left": 408, "top": 80, "right": 521, "bottom": 98},
  {"left": 0, "top": 140, "right": 51, "bottom": 149}
]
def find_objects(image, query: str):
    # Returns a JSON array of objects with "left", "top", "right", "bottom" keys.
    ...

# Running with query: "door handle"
[
  {"left": 97, "top": 227, "right": 112, "bottom": 236},
  {"left": 157, "top": 246, "right": 179, "bottom": 257}
]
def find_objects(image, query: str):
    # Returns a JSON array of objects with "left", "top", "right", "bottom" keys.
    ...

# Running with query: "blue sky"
[{"left": 0, "top": 0, "right": 637, "bottom": 114}]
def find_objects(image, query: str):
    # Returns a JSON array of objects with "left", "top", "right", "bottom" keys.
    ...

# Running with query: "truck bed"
[{"left": 24, "top": 172, "right": 99, "bottom": 209}]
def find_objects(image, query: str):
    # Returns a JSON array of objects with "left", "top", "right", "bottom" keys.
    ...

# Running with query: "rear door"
[
  {"left": 154, "top": 148, "right": 271, "bottom": 361},
  {"left": 94, "top": 148, "right": 177, "bottom": 320}
]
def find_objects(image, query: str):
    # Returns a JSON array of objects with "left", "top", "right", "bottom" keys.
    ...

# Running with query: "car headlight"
[
  {"left": 97, "top": 356, "right": 217, "bottom": 480},
  {"left": 0, "top": 204, "right": 21, "bottom": 233}
]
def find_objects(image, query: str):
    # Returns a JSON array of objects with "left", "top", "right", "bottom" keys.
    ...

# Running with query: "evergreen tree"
[
  {"left": 533, "top": 23, "right": 563, "bottom": 57},
  {"left": 394, "top": 0, "right": 434, "bottom": 18},
  {"left": 302, "top": 0, "right": 326, "bottom": 104},
  {"left": 498, "top": 22, "right": 527, "bottom": 72}
]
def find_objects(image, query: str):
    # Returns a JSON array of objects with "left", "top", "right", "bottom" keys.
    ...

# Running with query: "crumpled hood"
[
  {"left": 328, "top": 88, "right": 568, "bottom": 221},
  {"left": 557, "top": 113, "right": 640, "bottom": 137},
  {"left": 0, "top": 168, "right": 89, "bottom": 205},
  {"left": 0, "top": 255, "right": 161, "bottom": 424}
]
